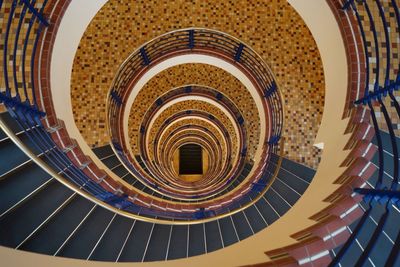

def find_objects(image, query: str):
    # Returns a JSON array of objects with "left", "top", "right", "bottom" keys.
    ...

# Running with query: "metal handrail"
[
  {"left": 0, "top": 2, "right": 286, "bottom": 221},
  {"left": 0, "top": 115, "right": 284, "bottom": 224},
  {"left": 106, "top": 28, "right": 284, "bottom": 202},
  {"left": 330, "top": 0, "right": 400, "bottom": 266}
]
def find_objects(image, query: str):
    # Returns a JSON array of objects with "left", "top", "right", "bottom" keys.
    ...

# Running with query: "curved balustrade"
[
  {"left": 0, "top": 0, "right": 289, "bottom": 223},
  {"left": 329, "top": 0, "right": 400, "bottom": 266},
  {"left": 107, "top": 28, "right": 284, "bottom": 207},
  {"left": 259, "top": 0, "right": 400, "bottom": 266},
  {"left": 144, "top": 110, "right": 236, "bottom": 191},
  {"left": 0, "top": 0, "right": 333, "bottom": 263},
  {"left": 137, "top": 85, "right": 246, "bottom": 190},
  {"left": 0, "top": 112, "right": 313, "bottom": 261},
  {"left": 108, "top": 28, "right": 283, "bottom": 146}
]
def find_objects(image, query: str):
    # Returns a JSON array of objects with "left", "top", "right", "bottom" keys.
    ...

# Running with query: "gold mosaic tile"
[
  {"left": 356, "top": 1, "right": 400, "bottom": 134},
  {"left": 158, "top": 118, "right": 227, "bottom": 163},
  {"left": 127, "top": 65, "right": 254, "bottom": 158},
  {"left": 0, "top": 1, "right": 44, "bottom": 107},
  {"left": 143, "top": 99, "right": 238, "bottom": 162},
  {"left": 70, "top": 0, "right": 325, "bottom": 168}
]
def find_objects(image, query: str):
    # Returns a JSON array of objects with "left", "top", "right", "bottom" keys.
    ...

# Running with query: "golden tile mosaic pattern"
[
  {"left": 127, "top": 65, "right": 254, "bottom": 158},
  {"left": 356, "top": 1, "right": 400, "bottom": 134},
  {"left": 144, "top": 99, "right": 238, "bottom": 161},
  {"left": 0, "top": 1, "right": 46, "bottom": 110},
  {"left": 70, "top": 0, "right": 325, "bottom": 168},
  {"left": 158, "top": 118, "right": 227, "bottom": 163}
]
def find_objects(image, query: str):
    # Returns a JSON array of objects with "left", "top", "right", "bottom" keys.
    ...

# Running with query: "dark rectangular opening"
[{"left": 179, "top": 144, "right": 203, "bottom": 175}]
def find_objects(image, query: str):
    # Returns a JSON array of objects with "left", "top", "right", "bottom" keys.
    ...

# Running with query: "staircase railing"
[
  {"left": 259, "top": 0, "right": 400, "bottom": 266},
  {"left": 0, "top": 0, "right": 286, "bottom": 223},
  {"left": 106, "top": 28, "right": 284, "bottom": 202},
  {"left": 330, "top": 0, "right": 400, "bottom": 266}
]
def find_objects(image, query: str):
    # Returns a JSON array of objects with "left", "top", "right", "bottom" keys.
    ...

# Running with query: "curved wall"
[{"left": 38, "top": 0, "right": 348, "bottom": 266}]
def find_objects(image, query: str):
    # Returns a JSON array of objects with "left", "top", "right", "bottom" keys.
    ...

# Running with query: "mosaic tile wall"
[
  {"left": 158, "top": 118, "right": 227, "bottom": 163},
  {"left": 145, "top": 99, "right": 238, "bottom": 161},
  {"left": 128, "top": 65, "right": 254, "bottom": 157},
  {"left": 70, "top": 0, "right": 325, "bottom": 168},
  {"left": 0, "top": 1, "right": 46, "bottom": 112},
  {"left": 163, "top": 130, "right": 223, "bottom": 167},
  {"left": 356, "top": 1, "right": 400, "bottom": 134}
]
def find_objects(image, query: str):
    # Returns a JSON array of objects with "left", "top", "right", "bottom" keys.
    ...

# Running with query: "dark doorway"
[{"left": 179, "top": 144, "right": 203, "bottom": 175}]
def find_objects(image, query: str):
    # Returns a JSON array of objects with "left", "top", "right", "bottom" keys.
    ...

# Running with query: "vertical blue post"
[
  {"left": 20, "top": 0, "right": 49, "bottom": 26},
  {"left": 237, "top": 116, "right": 244, "bottom": 125},
  {"left": 234, "top": 43, "right": 245, "bottom": 62},
  {"left": 188, "top": 30, "right": 195, "bottom": 49},
  {"left": 185, "top": 86, "right": 192, "bottom": 93},
  {"left": 140, "top": 47, "right": 151, "bottom": 66}
]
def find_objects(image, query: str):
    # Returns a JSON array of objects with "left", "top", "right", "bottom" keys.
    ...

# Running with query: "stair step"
[
  {"left": 277, "top": 168, "right": 309, "bottom": 194},
  {"left": 188, "top": 224, "right": 205, "bottom": 256},
  {"left": 19, "top": 195, "right": 95, "bottom": 255},
  {"left": 166, "top": 225, "right": 188, "bottom": 260},
  {"left": 144, "top": 224, "right": 171, "bottom": 261},
  {"left": 255, "top": 197, "right": 280, "bottom": 225},
  {"left": 280, "top": 157, "right": 315, "bottom": 183},
  {"left": 243, "top": 205, "right": 267, "bottom": 233},
  {"left": 231, "top": 212, "right": 253, "bottom": 240},
  {"left": 111, "top": 165, "right": 128, "bottom": 177},
  {"left": 264, "top": 189, "right": 290, "bottom": 216},
  {"left": 0, "top": 127, "right": 7, "bottom": 141},
  {"left": 90, "top": 215, "right": 134, "bottom": 261},
  {"left": 57, "top": 206, "right": 114, "bottom": 259},
  {"left": 92, "top": 145, "right": 114, "bottom": 159},
  {"left": 0, "top": 139, "right": 30, "bottom": 176},
  {"left": 0, "top": 163, "right": 51, "bottom": 215},
  {"left": 218, "top": 217, "right": 239, "bottom": 247},
  {"left": 117, "top": 220, "right": 154, "bottom": 262},
  {"left": 0, "top": 112, "right": 24, "bottom": 134},
  {"left": 205, "top": 221, "right": 223, "bottom": 252},
  {"left": 0, "top": 180, "right": 73, "bottom": 248},
  {"left": 272, "top": 179, "right": 300, "bottom": 206}
]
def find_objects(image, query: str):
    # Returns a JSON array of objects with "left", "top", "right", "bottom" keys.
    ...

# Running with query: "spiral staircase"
[{"left": 0, "top": 0, "right": 400, "bottom": 266}]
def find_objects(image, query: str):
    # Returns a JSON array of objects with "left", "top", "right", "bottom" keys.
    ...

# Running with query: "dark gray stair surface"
[
  {"left": 205, "top": 221, "right": 223, "bottom": 252},
  {"left": 57, "top": 206, "right": 115, "bottom": 259},
  {"left": 89, "top": 215, "right": 133, "bottom": 261},
  {"left": 117, "top": 220, "right": 154, "bottom": 262},
  {"left": 167, "top": 225, "right": 188, "bottom": 260},
  {"left": 0, "top": 163, "right": 52, "bottom": 215},
  {"left": 0, "top": 113, "right": 317, "bottom": 262},
  {"left": 20, "top": 195, "right": 95, "bottom": 255},
  {"left": 0, "top": 180, "right": 73, "bottom": 248},
  {"left": 144, "top": 224, "right": 171, "bottom": 261},
  {"left": 331, "top": 130, "right": 400, "bottom": 266},
  {"left": 188, "top": 223, "right": 205, "bottom": 256}
]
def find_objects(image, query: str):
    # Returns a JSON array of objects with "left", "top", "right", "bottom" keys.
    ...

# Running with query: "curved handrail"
[
  {"left": 0, "top": 0, "right": 289, "bottom": 220},
  {"left": 0, "top": 114, "right": 285, "bottom": 225},
  {"left": 106, "top": 28, "right": 284, "bottom": 203},
  {"left": 328, "top": 0, "right": 400, "bottom": 266}
]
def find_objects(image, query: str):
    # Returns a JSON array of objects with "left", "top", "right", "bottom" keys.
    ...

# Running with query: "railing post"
[
  {"left": 188, "top": 29, "right": 195, "bottom": 49},
  {"left": 354, "top": 188, "right": 400, "bottom": 203},
  {"left": 237, "top": 116, "right": 244, "bottom": 125},
  {"left": 185, "top": 86, "right": 192, "bottom": 93},
  {"left": 19, "top": 0, "right": 49, "bottom": 26},
  {"left": 341, "top": 0, "right": 354, "bottom": 11},
  {"left": 234, "top": 43, "right": 245, "bottom": 62},
  {"left": 264, "top": 81, "right": 277, "bottom": 98},
  {"left": 140, "top": 47, "right": 151, "bottom": 66},
  {"left": 110, "top": 90, "right": 123, "bottom": 106}
]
